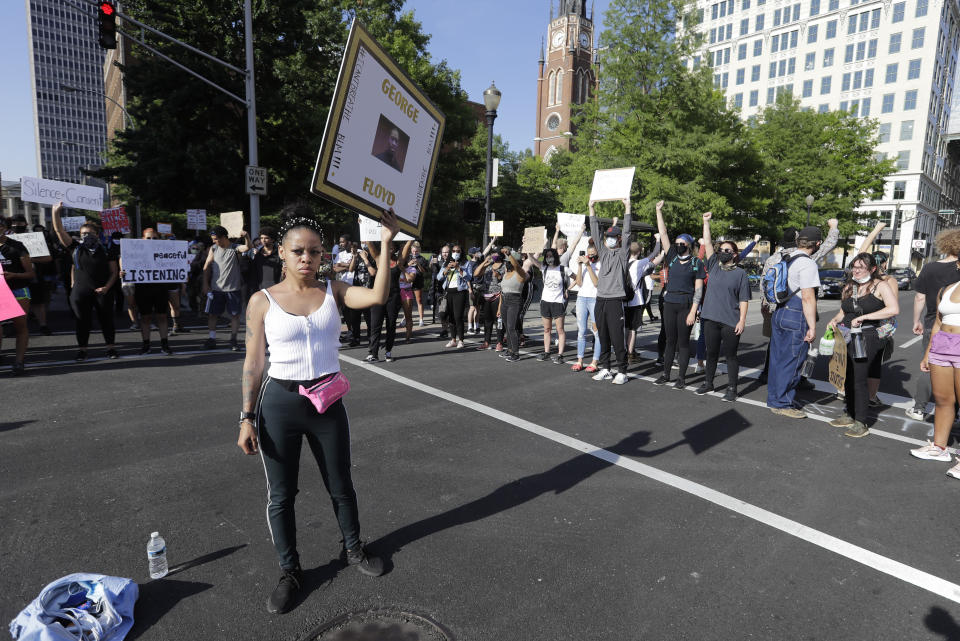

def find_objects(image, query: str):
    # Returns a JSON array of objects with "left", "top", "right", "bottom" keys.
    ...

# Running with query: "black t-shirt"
[
  {"left": 663, "top": 247, "right": 706, "bottom": 303},
  {"left": 916, "top": 260, "right": 960, "bottom": 325},
  {"left": 69, "top": 241, "right": 117, "bottom": 292},
  {"left": 252, "top": 249, "right": 282, "bottom": 289},
  {"left": 0, "top": 238, "right": 30, "bottom": 283}
]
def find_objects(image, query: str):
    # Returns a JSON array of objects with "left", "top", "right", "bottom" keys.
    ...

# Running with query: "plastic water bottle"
[
  {"left": 147, "top": 532, "right": 168, "bottom": 579},
  {"left": 497, "top": 316, "right": 503, "bottom": 330},
  {"left": 800, "top": 346, "right": 819, "bottom": 378},
  {"left": 850, "top": 326, "right": 867, "bottom": 360}
]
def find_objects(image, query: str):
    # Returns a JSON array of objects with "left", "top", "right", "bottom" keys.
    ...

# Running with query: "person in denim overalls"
[{"left": 767, "top": 226, "right": 823, "bottom": 418}]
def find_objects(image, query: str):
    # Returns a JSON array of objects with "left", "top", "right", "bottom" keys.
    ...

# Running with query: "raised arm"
[
  {"left": 342, "top": 209, "right": 400, "bottom": 309},
  {"left": 619, "top": 201, "right": 632, "bottom": 258},
  {"left": 588, "top": 202, "right": 604, "bottom": 257},
  {"left": 51, "top": 202, "right": 74, "bottom": 248},
  {"left": 655, "top": 200, "right": 670, "bottom": 247},
  {"left": 236, "top": 230, "right": 251, "bottom": 253},
  {"left": 859, "top": 221, "right": 887, "bottom": 253},
  {"left": 560, "top": 223, "right": 586, "bottom": 267},
  {"left": 644, "top": 236, "right": 662, "bottom": 262},
  {"left": 702, "top": 212, "right": 714, "bottom": 261},
  {"left": 738, "top": 235, "right": 760, "bottom": 262},
  {"left": 399, "top": 239, "right": 413, "bottom": 266},
  {"left": 508, "top": 252, "right": 528, "bottom": 282},
  {"left": 812, "top": 219, "right": 839, "bottom": 263}
]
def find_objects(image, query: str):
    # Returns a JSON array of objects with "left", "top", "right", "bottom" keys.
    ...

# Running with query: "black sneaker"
[
  {"left": 203, "top": 338, "right": 216, "bottom": 350},
  {"left": 267, "top": 567, "right": 302, "bottom": 615},
  {"left": 536, "top": 352, "right": 549, "bottom": 361},
  {"left": 653, "top": 375, "right": 669, "bottom": 386},
  {"left": 40, "top": 325, "right": 52, "bottom": 336},
  {"left": 721, "top": 388, "right": 737, "bottom": 402},
  {"left": 161, "top": 341, "right": 173, "bottom": 355},
  {"left": 505, "top": 353, "right": 520, "bottom": 363},
  {"left": 552, "top": 354, "right": 565, "bottom": 365},
  {"left": 673, "top": 379, "right": 686, "bottom": 391},
  {"left": 230, "top": 339, "right": 241, "bottom": 352},
  {"left": 75, "top": 350, "right": 88, "bottom": 362},
  {"left": 106, "top": 349, "right": 119, "bottom": 359},
  {"left": 11, "top": 362, "right": 26, "bottom": 376},
  {"left": 655, "top": 357, "right": 664, "bottom": 366},
  {"left": 138, "top": 342, "right": 151, "bottom": 355},
  {"left": 695, "top": 383, "right": 714, "bottom": 396},
  {"left": 345, "top": 544, "right": 384, "bottom": 577},
  {"left": 348, "top": 339, "right": 361, "bottom": 347}
]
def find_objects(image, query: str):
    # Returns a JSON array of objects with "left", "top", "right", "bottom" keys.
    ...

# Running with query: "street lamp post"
[
  {"left": 61, "top": 84, "right": 134, "bottom": 129},
  {"left": 483, "top": 82, "right": 501, "bottom": 247},
  {"left": 805, "top": 194, "right": 815, "bottom": 226}
]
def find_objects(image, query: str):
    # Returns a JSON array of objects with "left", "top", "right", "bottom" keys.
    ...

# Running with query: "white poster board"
[
  {"left": 220, "top": 211, "right": 244, "bottom": 238},
  {"left": 19, "top": 176, "right": 104, "bottom": 211},
  {"left": 61, "top": 216, "right": 86, "bottom": 232},
  {"left": 186, "top": 209, "right": 207, "bottom": 231},
  {"left": 358, "top": 215, "right": 414, "bottom": 242},
  {"left": 556, "top": 212, "right": 585, "bottom": 239},
  {"left": 589, "top": 167, "right": 636, "bottom": 202},
  {"left": 8, "top": 232, "right": 50, "bottom": 258},
  {"left": 489, "top": 220, "right": 504, "bottom": 238},
  {"left": 156, "top": 223, "right": 172, "bottom": 235},
  {"left": 120, "top": 239, "right": 189, "bottom": 283}
]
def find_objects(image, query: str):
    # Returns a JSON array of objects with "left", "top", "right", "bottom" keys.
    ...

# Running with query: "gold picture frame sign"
[{"left": 311, "top": 20, "right": 446, "bottom": 239}]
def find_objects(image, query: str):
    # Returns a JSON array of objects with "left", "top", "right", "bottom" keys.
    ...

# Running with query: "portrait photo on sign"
[{"left": 370, "top": 115, "right": 409, "bottom": 173}]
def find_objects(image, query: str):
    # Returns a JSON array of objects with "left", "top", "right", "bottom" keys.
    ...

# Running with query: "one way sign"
[{"left": 246, "top": 165, "right": 268, "bottom": 195}]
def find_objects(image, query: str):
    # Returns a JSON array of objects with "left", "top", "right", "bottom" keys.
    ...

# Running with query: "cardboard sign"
[
  {"left": 357, "top": 215, "right": 414, "bottom": 242},
  {"left": 156, "top": 223, "right": 172, "bottom": 235},
  {"left": 61, "top": 216, "right": 86, "bottom": 232},
  {"left": 0, "top": 263, "right": 26, "bottom": 322},
  {"left": 311, "top": 20, "right": 446, "bottom": 239},
  {"left": 828, "top": 335, "right": 847, "bottom": 392},
  {"left": 589, "top": 167, "right": 636, "bottom": 203},
  {"left": 101, "top": 206, "right": 130, "bottom": 235},
  {"left": 186, "top": 209, "right": 207, "bottom": 231},
  {"left": 521, "top": 226, "right": 548, "bottom": 255},
  {"left": 489, "top": 220, "right": 504, "bottom": 238},
  {"left": 556, "top": 212, "right": 585, "bottom": 239},
  {"left": 8, "top": 232, "right": 50, "bottom": 258},
  {"left": 20, "top": 176, "right": 104, "bottom": 211},
  {"left": 120, "top": 239, "right": 189, "bottom": 283},
  {"left": 220, "top": 211, "right": 244, "bottom": 238}
]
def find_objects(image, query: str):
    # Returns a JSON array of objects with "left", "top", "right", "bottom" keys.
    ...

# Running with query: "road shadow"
[
  {"left": 166, "top": 544, "right": 247, "bottom": 576},
  {"left": 925, "top": 606, "right": 960, "bottom": 641},
  {"left": 371, "top": 414, "right": 750, "bottom": 572},
  {"left": 127, "top": 578, "right": 212, "bottom": 639},
  {"left": 18, "top": 352, "right": 245, "bottom": 378},
  {"left": 0, "top": 420, "right": 34, "bottom": 433}
]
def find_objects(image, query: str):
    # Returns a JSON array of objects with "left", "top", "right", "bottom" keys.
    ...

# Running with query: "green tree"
[{"left": 750, "top": 94, "right": 896, "bottom": 243}]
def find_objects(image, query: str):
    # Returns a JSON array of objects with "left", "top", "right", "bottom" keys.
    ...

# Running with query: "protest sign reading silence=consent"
[
  {"left": 19, "top": 176, "right": 104, "bottom": 212},
  {"left": 120, "top": 239, "right": 189, "bottom": 284},
  {"left": 312, "top": 20, "right": 445, "bottom": 239}
]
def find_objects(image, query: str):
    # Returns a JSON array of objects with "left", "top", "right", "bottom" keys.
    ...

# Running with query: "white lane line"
[
  {"left": 900, "top": 335, "right": 923, "bottom": 349},
  {"left": 339, "top": 351, "right": 960, "bottom": 605}
]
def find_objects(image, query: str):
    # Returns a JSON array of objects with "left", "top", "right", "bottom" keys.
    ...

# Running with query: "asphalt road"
[{"left": 3, "top": 288, "right": 960, "bottom": 641}]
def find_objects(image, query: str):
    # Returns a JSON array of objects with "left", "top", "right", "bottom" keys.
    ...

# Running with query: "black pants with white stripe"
[{"left": 258, "top": 379, "right": 360, "bottom": 570}]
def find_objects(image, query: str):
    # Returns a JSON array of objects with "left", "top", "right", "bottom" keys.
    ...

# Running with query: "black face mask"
[
  {"left": 545, "top": 256, "right": 556, "bottom": 266},
  {"left": 718, "top": 250, "right": 735, "bottom": 264},
  {"left": 675, "top": 244, "right": 689, "bottom": 255}
]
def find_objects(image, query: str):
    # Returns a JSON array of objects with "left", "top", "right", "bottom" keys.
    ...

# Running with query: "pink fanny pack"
[{"left": 298, "top": 372, "right": 350, "bottom": 414}]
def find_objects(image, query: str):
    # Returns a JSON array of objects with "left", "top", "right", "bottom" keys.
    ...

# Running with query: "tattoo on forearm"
[
  {"left": 242, "top": 368, "right": 260, "bottom": 409},
  {"left": 692, "top": 286, "right": 703, "bottom": 305}
]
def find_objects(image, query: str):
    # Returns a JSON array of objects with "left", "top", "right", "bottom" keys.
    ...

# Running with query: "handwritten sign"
[
  {"left": 0, "top": 263, "right": 26, "bottom": 321},
  {"left": 357, "top": 215, "right": 414, "bottom": 242},
  {"left": 556, "top": 212, "right": 585, "bottom": 239},
  {"left": 589, "top": 167, "right": 636, "bottom": 202},
  {"left": 8, "top": 232, "right": 50, "bottom": 258},
  {"left": 20, "top": 176, "right": 104, "bottom": 211},
  {"left": 488, "top": 220, "right": 504, "bottom": 238},
  {"left": 521, "top": 226, "right": 548, "bottom": 255},
  {"left": 101, "top": 206, "right": 130, "bottom": 235},
  {"left": 828, "top": 335, "right": 847, "bottom": 392},
  {"left": 120, "top": 239, "right": 189, "bottom": 283},
  {"left": 186, "top": 209, "right": 207, "bottom": 231},
  {"left": 61, "top": 216, "right": 86, "bottom": 232},
  {"left": 220, "top": 211, "right": 244, "bottom": 238}
]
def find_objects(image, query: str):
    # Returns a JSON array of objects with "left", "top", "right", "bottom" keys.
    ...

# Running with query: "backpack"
[{"left": 763, "top": 251, "right": 812, "bottom": 305}]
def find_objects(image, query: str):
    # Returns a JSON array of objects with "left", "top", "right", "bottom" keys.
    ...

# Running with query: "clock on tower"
[{"left": 535, "top": 0, "right": 594, "bottom": 160}]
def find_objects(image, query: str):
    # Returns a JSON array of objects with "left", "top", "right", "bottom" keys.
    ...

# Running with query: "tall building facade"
[
  {"left": 689, "top": 0, "right": 960, "bottom": 267},
  {"left": 24, "top": 0, "right": 108, "bottom": 185},
  {"left": 535, "top": 0, "right": 596, "bottom": 160}
]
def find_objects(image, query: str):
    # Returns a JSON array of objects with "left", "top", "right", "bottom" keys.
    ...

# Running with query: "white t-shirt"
[
  {"left": 625, "top": 257, "right": 653, "bottom": 307},
  {"left": 336, "top": 250, "right": 354, "bottom": 284},
  {"left": 576, "top": 261, "right": 600, "bottom": 298},
  {"left": 786, "top": 249, "right": 820, "bottom": 293},
  {"left": 542, "top": 266, "right": 566, "bottom": 303}
]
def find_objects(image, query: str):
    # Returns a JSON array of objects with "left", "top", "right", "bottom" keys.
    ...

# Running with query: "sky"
[{"left": 0, "top": 0, "right": 612, "bottom": 183}]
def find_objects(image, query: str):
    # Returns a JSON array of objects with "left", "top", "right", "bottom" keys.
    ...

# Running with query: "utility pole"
[{"left": 244, "top": 0, "right": 260, "bottom": 239}]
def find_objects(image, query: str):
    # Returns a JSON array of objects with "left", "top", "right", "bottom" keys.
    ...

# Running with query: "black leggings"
[
  {"left": 482, "top": 295, "right": 504, "bottom": 344},
  {"left": 446, "top": 289, "right": 468, "bottom": 340},
  {"left": 346, "top": 306, "right": 371, "bottom": 344},
  {"left": 662, "top": 299, "right": 694, "bottom": 380},
  {"left": 657, "top": 292, "right": 666, "bottom": 359},
  {"left": 257, "top": 379, "right": 360, "bottom": 570},
  {"left": 596, "top": 297, "right": 627, "bottom": 374},
  {"left": 369, "top": 295, "right": 400, "bottom": 357},
  {"left": 518, "top": 281, "right": 536, "bottom": 335},
  {"left": 501, "top": 293, "right": 522, "bottom": 354},
  {"left": 845, "top": 328, "right": 884, "bottom": 424},
  {"left": 69, "top": 288, "right": 115, "bottom": 348},
  {"left": 703, "top": 318, "right": 741, "bottom": 389}
]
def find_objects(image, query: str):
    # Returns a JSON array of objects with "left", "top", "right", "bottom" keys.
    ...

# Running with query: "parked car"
[
  {"left": 889, "top": 267, "right": 917, "bottom": 290},
  {"left": 818, "top": 269, "right": 846, "bottom": 298}
]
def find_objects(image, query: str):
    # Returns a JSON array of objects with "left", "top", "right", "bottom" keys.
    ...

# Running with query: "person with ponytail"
[{"left": 238, "top": 205, "right": 398, "bottom": 614}]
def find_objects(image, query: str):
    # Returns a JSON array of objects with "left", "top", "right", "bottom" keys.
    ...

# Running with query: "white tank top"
[
  {"left": 939, "top": 282, "right": 960, "bottom": 326},
  {"left": 263, "top": 281, "right": 341, "bottom": 380}
]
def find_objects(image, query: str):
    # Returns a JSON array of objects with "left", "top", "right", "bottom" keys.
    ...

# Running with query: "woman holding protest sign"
[
  {"left": 51, "top": 202, "right": 119, "bottom": 362},
  {"left": 0, "top": 217, "right": 34, "bottom": 375},
  {"left": 238, "top": 205, "right": 396, "bottom": 614}
]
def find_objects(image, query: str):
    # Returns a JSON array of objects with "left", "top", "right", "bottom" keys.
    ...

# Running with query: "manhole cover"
[{"left": 301, "top": 608, "right": 455, "bottom": 641}]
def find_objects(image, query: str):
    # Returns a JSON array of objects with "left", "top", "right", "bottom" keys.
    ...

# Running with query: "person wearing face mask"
[
  {"left": 471, "top": 248, "right": 506, "bottom": 351},
  {"left": 571, "top": 244, "right": 602, "bottom": 372},
  {"left": 438, "top": 245, "right": 473, "bottom": 349},
  {"left": 826, "top": 253, "right": 899, "bottom": 436},
  {"left": 653, "top": 201, "right": 706, "bottom": 389},
  {"left": 430, "top": 244, "right": 451, "bottom": 335},
  {"left": 126, "top": 228, "right": 177, "bottom": 355},
  {"left": 365, "top": 239, "right": 412, "bottom": 362},
  {"left": 51, "top": 203, "right": 119, "bottom": 362},
  {"left": 625, "top": 235, "right": 664, "bottom": 363},
  {"left": 586, "top": 199, "right": 633, "bottom": 385},
  {"left": 498, "top": 249, "right": 528, "bottom": 362},
  {"left": 695, "top": 213, "right": 752, "bottom": 400},
  {"left": 536, "top": 247, "right": 571, "bottom": 363},
  {"left": 466, "top": 247, "right": 484, "bottom": 335}
]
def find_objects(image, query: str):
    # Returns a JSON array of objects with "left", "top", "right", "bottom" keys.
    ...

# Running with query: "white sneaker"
[
  {"left": 911, "top": 441, "right": 951, "bottom": 461},
  {"left": 905, "top": 407, "right": 926, "bottom": 421},
  {"left": 947, "top": 458, "right": 960, "bottom": 479},
  {"left": 445, "top": 340, "right": 456, "bottom": 348},
  {"left": 364, "top": 354, "right": 378, "bottom": 363},
  {"left": 457, "top": 340, "right": 465, "bottom": 349},
  {"left": 384, "top": 351, "right": 394, "bottom": 362},
  {"left": 418, "top": 320, "right": 424, "bottom": 327},
  {"left": 592, "top": 368, "right": 613, "bottom": 381},
  {"left": 612, "top": 373, "right": 628, "bottom": 385}
]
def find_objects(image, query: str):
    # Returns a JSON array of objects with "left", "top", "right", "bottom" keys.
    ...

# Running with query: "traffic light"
[{"left": 98, "top": 1, "right": 117, "bottom": 49}]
